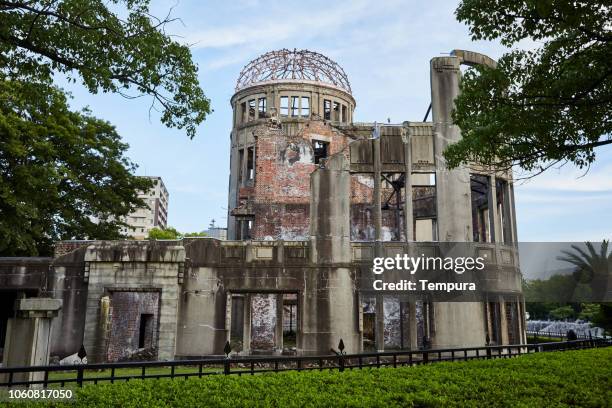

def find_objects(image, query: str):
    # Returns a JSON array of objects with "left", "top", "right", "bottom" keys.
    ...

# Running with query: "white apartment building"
[{"left": 122, "top": 176, "right": 169, "bottom": 239}]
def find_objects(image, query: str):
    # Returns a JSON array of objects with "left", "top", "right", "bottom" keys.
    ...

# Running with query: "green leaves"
[
  {"left": 0, "top": 79, "right": 153, "bottom": 255},
  {"left": 0, "top": 0, "right": 210, "bottom": 138},
  {"left": 449, "top": 0, "right": 612, "bottom": 173},
  {"left": 66, "top": 348, "right": 612, "bottom": 408}
]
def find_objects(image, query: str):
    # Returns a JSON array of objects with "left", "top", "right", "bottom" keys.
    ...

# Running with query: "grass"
[
  {"left": 7, "top": 347, "right": 612, "bottom": 407},
  {"left": 46, "top": 365, "right": 221, "bottom": 382},
  {"left": 526, "top": 335, "right": 563, "bottom": 344}
]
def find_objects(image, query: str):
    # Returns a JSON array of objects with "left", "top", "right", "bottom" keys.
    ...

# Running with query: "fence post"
[
  {"left": 224, "top": 341, "right": 231, "bottom": 375},
  {"left": 339, "top": 354, "right": 345, "bottom": 372},
  {"left": 77, "top": 366, "right": 84, "bottom": 387},
  {"left": 486, "top": 347, "right": 492, "bottom": 360}
]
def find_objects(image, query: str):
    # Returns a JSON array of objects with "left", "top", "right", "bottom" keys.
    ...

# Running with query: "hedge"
[{"left": 11, "top": 347, "right": 612, "bottom": 407}]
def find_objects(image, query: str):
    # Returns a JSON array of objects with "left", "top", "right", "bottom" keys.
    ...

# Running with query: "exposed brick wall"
[
  {"left": 248, "top": 119, "right": 352, "bottom": 240},
  {"left": 106, "top": 291, "right": 160, "bottom": 362},
  {"left": 54, "top": 241, "right": 93, "bottom": 258}
]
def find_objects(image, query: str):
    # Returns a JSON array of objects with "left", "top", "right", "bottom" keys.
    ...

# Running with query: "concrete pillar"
[
  {"left": 403, "top": 126, "right": 414, "bottom": 241},
  {"left": 1, "top": 298, "right": 62, "bottom": 385},
  {"left": 430, "top": 56, "right": 472, "bottom": 242},
  {"left": 309, "top": 157, "right": 360, "bottom": 353}
]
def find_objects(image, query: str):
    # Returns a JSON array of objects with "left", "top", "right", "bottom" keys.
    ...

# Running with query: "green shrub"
[{"left": 12, "top": 348, "right": 612, "bottom": 408}]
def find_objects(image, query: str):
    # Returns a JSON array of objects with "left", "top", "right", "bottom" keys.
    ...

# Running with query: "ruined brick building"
[{"left": 0, "top": 49, "right": 525, "bottom": 364}]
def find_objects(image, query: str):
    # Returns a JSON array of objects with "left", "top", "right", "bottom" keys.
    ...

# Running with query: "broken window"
[
  {"left": 381, "top": 173, "right": 405, "bottom": 241},
  {"left": 291, "top": 96, "right": 299, "bottom": 117},
  {"left": 342, "top": 105, "right": 347, "bottom": 123},
  {"left": 138, "top": 313, "right": 153, "bottom": 348},
  {"left": 246, "top": 146, "right": 255, "bottom": 181},
  {"left": 323, "top": 99, "right": 331, "bottom": 120},
  {"left": 412, "top": 173, "right": 437, "bottom": 241},
  {"left": 280, "top": 96, "right": 289, "bottom": 117},
  {"left": 258, "top": 97, "right": 267, "bottom": 117},
  {"left": 470, "top": 174, "right": 491, "bottom": 242},
  {"left": 312, "top": 140, "right": 329, "bottom": 164},
  {"left": 332, "top": 101, "right": 340, "bottom": 121},
  {"left": 240, "top": 102, "right": 247, "bottom": 124},
  {"left": 248, "top": 99, "right": 256, "bottom": 121},
  {"left": 301, "top": 96, "right": 310, "bottom": 117}
]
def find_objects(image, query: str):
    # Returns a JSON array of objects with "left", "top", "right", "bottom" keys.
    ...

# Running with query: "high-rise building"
[{"left": 122, "top": 176, "right": 169, "bottom": 239}]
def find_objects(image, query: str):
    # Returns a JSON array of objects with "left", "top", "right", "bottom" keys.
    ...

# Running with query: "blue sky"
[{"left": 60, "top": 0, "right": 611, "bottom": 241}]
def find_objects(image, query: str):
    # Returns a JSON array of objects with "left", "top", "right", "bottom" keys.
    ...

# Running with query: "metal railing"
[
  {"left": 1, "top": 338, "right": 610, "bottom": 388},
  {"left": 526, "top": 330, "right": 604, "bottom": 340}
]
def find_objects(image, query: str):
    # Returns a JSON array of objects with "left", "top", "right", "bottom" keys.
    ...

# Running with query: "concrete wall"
[{"left": 81, "top": 242, "right": 184, "bottom": 362}]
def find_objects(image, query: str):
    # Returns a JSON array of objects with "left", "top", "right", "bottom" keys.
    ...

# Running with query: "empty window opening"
[
  {"left": 282, "top": 293, "right": 298, "bottom": 349},
  {"left": 258, "top": 97, "right": 267, "bottom": 117},
  {"left": 248, "top": 99, "right": 256, "bottom": 121},
  {"left": 237, "top": 148, "right": 244, "bottom": 184},
  {"left": 412, "top": 172, "right": 436, "bottom": 186},
  {"left": 350, "top": 173, "right": 376, "bottom": 241},
  {"left": 301, "top": 97, "right": 310, "bottom": 117},
  {"left": 486, "top": 301, "right": 501, "bottom": 345},
  {"left": 332, "top": 101, "right": 340, "bottom": 121},
  {"left": 291, "top": 96, "right": 299, "bottom": 117},
  {"left": 496, "top": 178, "right": 512, "bottom": 244},
  {"left": 312, "top": 140, "right": 329, "bottom": 164},
  {"left": 381, "top": 173, "right": 405, "bottom": 241},
  {"left": 413, "top": 179, "right": 437, "bottom": 241},
  {"left": 236, "top": 218, "right": 253, "bottom": 240},
  {"left": 323, "top": 99, "right": 331, "bottom": 120},
  {"left": 230, "top": 295, "right": 245, "bottom": 352},
  {"left": 240, "top": 102, "right": 247, "bottom": 124},
  {"left": 362, "top": 297, "right": 376, "bottom": 351},
  {"left": 138, "top": 313, "right": 153, "bottom": 349},
  {"left": 470, "top": 174, "right": 491, "bottom": 242},
  {"left": 342, "top": 104, "right": 347, "bottom": 123},
  {"left": 416, "top": 301, "right": 433, "bottom": 350},
  {"left": 505, "top": 301, "right": 520, "bottom": 344},
  {"left": 246, "top": 147, "right": 255, "bottom": 181},
  {"left": 280, "top": 96, "right": 289, "bottom": 117}
]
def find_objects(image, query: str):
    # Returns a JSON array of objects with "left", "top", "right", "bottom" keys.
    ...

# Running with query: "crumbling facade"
[{"left": 0, "top": 49, "right": 525, "bottom": 364}]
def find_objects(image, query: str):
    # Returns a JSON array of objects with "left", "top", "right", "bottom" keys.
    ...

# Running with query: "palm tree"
[{"left": 557, "top": 241, "right": 611, "bottom": 302}]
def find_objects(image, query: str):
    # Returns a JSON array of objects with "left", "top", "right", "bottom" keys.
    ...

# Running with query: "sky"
[{"left": 59, "top": 0, "right": 612, "bottom": 241}]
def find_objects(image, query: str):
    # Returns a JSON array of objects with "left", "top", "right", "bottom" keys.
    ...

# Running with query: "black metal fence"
[
  {"left": 1, "top": 338, "right": 610, "bottom": 389},
  {"left": 526, "top": 330, "right": 603, "bottom": 340}
]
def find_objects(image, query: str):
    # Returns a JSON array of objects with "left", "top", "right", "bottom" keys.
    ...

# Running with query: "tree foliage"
[
  {"left": 147, "top": 227, "right": 207, "bottom": 240},
  {"left": 0, "top": 0, "right": 210, "bottom": 138},
  {"left": 446, "top": 0, "right": 612, "bottom": 174},
  {"left": 0, "top": 80, "right": 153, "bottom": 256}
]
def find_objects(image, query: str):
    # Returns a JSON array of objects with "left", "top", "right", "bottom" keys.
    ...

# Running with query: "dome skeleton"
[{"left": 236, "top": 49, "right": 352, "bottom": 94}]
